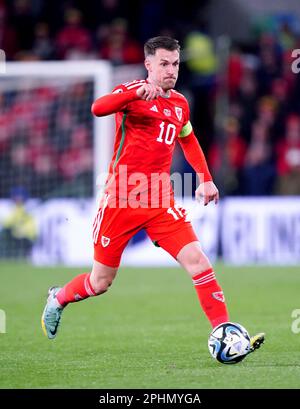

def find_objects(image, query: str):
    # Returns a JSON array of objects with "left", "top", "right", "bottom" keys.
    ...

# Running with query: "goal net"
[
  {"left": 0, "top": 61, "right": 145, "bottom": 261},
  {"left": 0, "top": 61, "right": 113, "bottom": 200}
]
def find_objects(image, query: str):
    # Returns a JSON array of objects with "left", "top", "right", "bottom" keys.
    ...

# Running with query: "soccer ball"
[{"left": 208, "top": 322, "right": 251, "bottom": 364}]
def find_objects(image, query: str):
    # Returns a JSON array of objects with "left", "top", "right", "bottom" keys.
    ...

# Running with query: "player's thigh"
[
  {"left": 93, "top": 195, "right": 143, "bottom": 268},
  {"left": 145, "top": 203, "right": 199, "bottom": 261}
]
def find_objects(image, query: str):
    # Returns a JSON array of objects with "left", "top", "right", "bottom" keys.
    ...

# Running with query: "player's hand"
[
  {"left": 195, "top": 181, "right": 219, "bottom": 206},
  {"left": 136, "top": 83, "right": 163, "bottom": 101}
]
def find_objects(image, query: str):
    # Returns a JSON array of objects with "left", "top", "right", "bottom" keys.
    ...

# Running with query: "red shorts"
[{"left": 93, "top": 194, "right": 198, "bottom": 267}]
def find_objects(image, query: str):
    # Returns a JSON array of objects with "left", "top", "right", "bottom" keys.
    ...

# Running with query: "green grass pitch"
[{"left": 1, "top": 261, "right": 300, "bottom": 389}]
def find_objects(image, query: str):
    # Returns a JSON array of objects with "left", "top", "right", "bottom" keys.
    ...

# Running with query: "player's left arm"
[{"left": 178, "top": 122, "right": 219, "bottom": 206}]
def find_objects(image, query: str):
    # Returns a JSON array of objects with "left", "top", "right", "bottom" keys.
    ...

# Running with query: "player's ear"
[{"left": 144, "top": 57, "right": 151, "bottom": 72}]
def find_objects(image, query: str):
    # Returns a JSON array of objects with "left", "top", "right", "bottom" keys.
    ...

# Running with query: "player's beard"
[{"left": 162, "top": 77, "right": 177, "bottom": 90}]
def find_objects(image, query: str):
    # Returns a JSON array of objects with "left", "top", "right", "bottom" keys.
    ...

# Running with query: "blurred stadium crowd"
[
  {"left": 0, "top": 78, "right": 94, "bottom": 198},
  {"left": 0, "top": 0, "right": 300, "bottom": 199}
]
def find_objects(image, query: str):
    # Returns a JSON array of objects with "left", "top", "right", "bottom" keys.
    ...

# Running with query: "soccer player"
[{"left": 41, "top": 36, "right": 264, "bottom": 355}]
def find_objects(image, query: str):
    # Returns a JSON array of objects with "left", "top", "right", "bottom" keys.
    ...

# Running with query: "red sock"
[
  {"left": 56, "top": 273, "right": 96, "bottom": 307},
  {"left": 192, "top": 268, "right": 229, "bottom": 328}
]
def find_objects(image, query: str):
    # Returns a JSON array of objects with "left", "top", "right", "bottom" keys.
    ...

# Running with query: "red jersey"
[{"left": 105, "top": 79, "right": 191, "bottom": 206}]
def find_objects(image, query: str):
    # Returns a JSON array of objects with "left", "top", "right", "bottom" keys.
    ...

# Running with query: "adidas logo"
[{"left": 150, "top": 105, "right": 158, "bottom": 112}]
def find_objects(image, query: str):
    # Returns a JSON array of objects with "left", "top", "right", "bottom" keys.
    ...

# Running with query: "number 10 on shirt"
[{"left": 156, "top": 121, "right": 177, "bottom": 145}]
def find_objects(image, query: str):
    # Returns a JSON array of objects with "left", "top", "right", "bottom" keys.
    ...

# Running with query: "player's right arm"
[
  {"left": 91, "top": 83, "right": 162, "bottom": 117},
  {"left": 91, "top": 87, "right": 139, "bottom": 117}
]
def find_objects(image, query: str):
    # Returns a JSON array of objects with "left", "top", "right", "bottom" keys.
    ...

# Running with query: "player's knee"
[
  {"left": 91, "top": 277, "right": 114, "bottom": 295},
  {"left": 90, "top": 262, "right": 118, "bottom": 295},
  {"left": 183, "top": 249, "right": 211, "bottom": 276}
]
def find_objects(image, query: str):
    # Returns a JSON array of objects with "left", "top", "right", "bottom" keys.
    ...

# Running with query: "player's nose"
[{"left": 166, "top": 67, "right": 176, "bottom": 77}]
